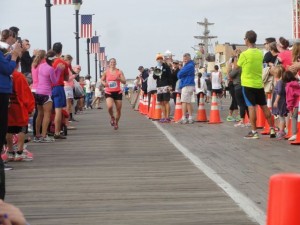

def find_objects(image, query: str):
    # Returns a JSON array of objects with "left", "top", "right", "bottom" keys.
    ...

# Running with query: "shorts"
[
  {"left": 7, "top": 126, "right": 28, "bottom": 134},
  {"left": 105, "top": 92, "right": 123, "bottom": 100},
  {"left": 35, "top": 93, "right": 52, "bottom": 106},
  {"left": 52, "top": 86, "right": 67, "bottom": 108},
  {"left": 64, "top": 86, "right": 74, "bottom": 99},
  {"left": 242, "top": 86, "right": 267, "bottom": 107},
  {"left": 212, "top": 89, "right": 223, "bottom": 94},
  {"left": 181, "top": 86, "right": 194, "bottom": 103},
  {"left": 157, "top": 86, "right": 171, "bottom": 102}
]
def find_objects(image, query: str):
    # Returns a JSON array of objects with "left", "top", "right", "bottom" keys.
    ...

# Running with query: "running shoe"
[
  {"left": 114, "top": 123, "right": 119, "bottom": 130},
  {"left": 234, "top": 122, "right": 245, "bottom": 127},
  {"left": 276, "top": 131, "right": 286, "bottom": 140},
  {"left": 40, "top": 135, "right": 55, "bottom": 143},
  {"left": 54, "top": 134, "right": 67, "bottom": 140},
  {"left": 33, "top": 136, "right": 41, "bottom": 143},
  {"left": 226, "top": 116, "right": 236, "bottom": 122},
  {"left": 188, "top": 119, "right": 194, "bottom": 124},
  {"left": 235, "top": 115, "right": 241, "bottom": 121},
  {"left": 15, "top": 150, "right": 33, "bottom": 162},
  {"left": 178, "top": 118, "right": 188, "bottom": 124},
  {"left": 244, "top": 131, "right": 259, "bottom": 139},
  {"left": 4, "top": 163, "right": 13, "bottom": 171},
  {"left": 288, "top": 135, "right": 297, "bottom": 141},
  {"left": 110, "top": 116, "right": 115, "bottom": 126},
  {"left": 270, "top": 128, "right": 276, "bottom": 138},
  {"left": 1, "top": 151, "right": 15, "bottom": 162}
]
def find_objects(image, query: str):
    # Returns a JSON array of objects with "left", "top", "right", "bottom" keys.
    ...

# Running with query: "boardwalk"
[{"left": 5, "top": 98, "right": 300, "bottom": 225}]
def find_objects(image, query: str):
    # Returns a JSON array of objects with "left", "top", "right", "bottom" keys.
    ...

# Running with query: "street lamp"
[
  {"left": 45, "top": 0, "right": 52, "bottom": 50},
  {"left": 73, "top": 0, "right": 82, "bottom": 65}
]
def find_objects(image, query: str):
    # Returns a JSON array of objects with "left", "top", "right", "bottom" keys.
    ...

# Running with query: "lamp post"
[
  {"left": 73, "top": 0, "right": 82, "bottom": 65},
  {"left": 87, "top": 38, "right": 91, "bottom": 75},
  {"left": 45, "top": 0, "right": 52, "bottom": 50}
]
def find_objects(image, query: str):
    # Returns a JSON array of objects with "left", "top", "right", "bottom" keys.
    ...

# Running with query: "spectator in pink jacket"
[{"left": 283, "top": 70, "right": 300, "bottom": 141}]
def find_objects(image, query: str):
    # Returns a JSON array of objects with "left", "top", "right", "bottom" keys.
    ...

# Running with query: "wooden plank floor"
[{"left": 4, "top": 99, "right": 259, "bottom": 225}]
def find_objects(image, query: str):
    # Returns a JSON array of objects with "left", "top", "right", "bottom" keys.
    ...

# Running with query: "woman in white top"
[
  {"left": 194, "top": 72, "right": 207, "bottom": 106},
  {"left": 84, "top": 75, "right": 92, "bottom": 109},
  {"left": 210, "top": 65, "right": 223, "bottom": 109}
]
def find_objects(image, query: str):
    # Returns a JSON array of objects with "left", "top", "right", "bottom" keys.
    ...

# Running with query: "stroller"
[{"left": 48, "top": 109, "right": 69, "bottom": 136}]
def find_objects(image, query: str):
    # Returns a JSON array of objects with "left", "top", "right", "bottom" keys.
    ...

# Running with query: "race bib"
[{"left": 108, "top": 81, "right": 117, "bottom": 88}]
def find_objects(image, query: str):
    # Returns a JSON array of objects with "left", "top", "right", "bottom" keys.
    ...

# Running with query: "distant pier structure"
[{"left": 194, "top": 18, "right": 217, "bottom": 66}]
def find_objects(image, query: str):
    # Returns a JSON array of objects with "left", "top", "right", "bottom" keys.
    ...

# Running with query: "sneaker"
[
  {"left": 15, "top": 150, "right": 33, "bottom": 162},
  {"left": 270, "top": 128, "right": 276, "bottom": 138},
  {"left": 110, "top": 117, "right": 115, "bottom": 126},
  {"left": 33, "top": 136, "right": 41, "bottom": 143},
  {"left": 276, "top": 131, "right": 286, "bottom": 140},
  {"left": 235, "top": 115, "right": 241, "bottom": 122},
  {"left": 226, "top": 116, "right": 236, "bottom": 122},
  {"left": 234, "top": 122, "right": 245, "bottom": 127},
  {"left": 159, "top": 118, "right": 165, "bottom": 123},
  {"left": 54, "top": 134, "right": 67, "bottom": 140},
  {"left": 178, "top": 118, "right": 188, "bottom": 124},
  {"left": 114, "top": 124, "right": 119, "bottom": 130},
  {"left": 244, "top": 131, "right": 259, "bottom": 139},
  {"left": 288, "top": 134, "right": 297, "bottom": 141},
  {"left": 40, "top": 135, "right": 55, "bottom": 143},
  {"left": 188, "top": 119, "right": 194, "bottom": 124},
  {"left": 7, "top": 152, "right": 15, "bottom": 162}
]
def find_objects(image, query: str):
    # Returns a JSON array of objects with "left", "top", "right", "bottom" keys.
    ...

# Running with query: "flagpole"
[
  {"left": 87, "top": 38, "right": 91, "bottom": 75},
  {"left": 45, "top": 0, "right": 52, "bottom": 50}
]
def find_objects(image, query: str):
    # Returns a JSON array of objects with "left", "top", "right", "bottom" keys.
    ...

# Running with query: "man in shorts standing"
[
  {"left": 237, "top": 30, "right": 276, "bottom": 139},
  {"left": 177, "top": 53, "right": 195, "bottom": 124},
  {"left": 52, "top": 42, "right": 69, "bottom": 139}
]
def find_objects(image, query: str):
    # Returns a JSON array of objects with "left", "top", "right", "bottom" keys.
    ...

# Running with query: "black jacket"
[{"left": 153, "top": 63, "right": 171, "bottom": 87}]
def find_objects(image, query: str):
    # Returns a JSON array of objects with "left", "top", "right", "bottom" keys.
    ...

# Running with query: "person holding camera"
[
  {"left": 153, "top": 54, "right": 172, "bottom": 123},
  {"left": 0, "top": 28, "right": 22, "bottom": 198}
]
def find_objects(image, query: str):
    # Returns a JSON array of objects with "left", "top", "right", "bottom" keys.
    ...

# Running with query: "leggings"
[
  {"left": 234, "top": 86, "right": 248, "bottom": 119},
  {"left": 0, "top": 93, "right": 8, "bottom": 199},
  {"left": 291, "top": 107, "right": 298, "bottom": 135},
  {"left": 229, "top": 84, "right": 238, "bottom": 111}
]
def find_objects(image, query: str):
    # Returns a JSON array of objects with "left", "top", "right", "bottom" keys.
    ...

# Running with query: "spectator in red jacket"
[{"left": 4, "top": 58, "right": 35, "bottom": 162}]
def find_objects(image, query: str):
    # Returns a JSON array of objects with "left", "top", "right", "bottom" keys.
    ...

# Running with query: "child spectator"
[
  {"left": 4, "top": 58, "right": 35, "bottom": 161},
  {"left": 283, "top": 70, "right": 300, "bottom": 141},
  {"left": 271, "top": 65, "right": 288, "bottom": 139},
  {"left": 194, "top": 72, "right": 207, "bottom": 106}
]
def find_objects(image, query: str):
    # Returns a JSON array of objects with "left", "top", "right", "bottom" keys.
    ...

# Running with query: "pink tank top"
[{"left": 105, "top": 69, "right": 122, "bottom": 93}]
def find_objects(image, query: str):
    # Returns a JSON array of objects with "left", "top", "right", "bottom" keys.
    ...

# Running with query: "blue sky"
[{"left": 1, "top": 0, "right": 293, "bottom": 79}]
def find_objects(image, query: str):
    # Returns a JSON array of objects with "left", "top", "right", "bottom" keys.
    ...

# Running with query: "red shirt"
[
  {"left": 52, "top": 58, "right": 69, "bottom": 86},
  {"left": 8, "top": 70, "right": 35, "bottom": 127}
]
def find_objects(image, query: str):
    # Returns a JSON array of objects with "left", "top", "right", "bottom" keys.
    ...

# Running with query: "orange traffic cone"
[
  {"left": 208, "top": 92, "right": 222, "bottom": 124},
  {"left": 196, "top": 93, "right": 208, "bottom": 122},
  {"left": 284, "top": 116, "right": 292, "bottom": 139},
  {"left": 266, "top": 173, "right": 300, "bottom": 225},
  {"left": 290, "top": 97, "right": 300, "bottom": 145},
  {"left": 138, "top": 92, "right": 143, "bottom": 113},
  {"left": 261, "top": 93, "right": 274, "bottom": 135},
  {"left": 256, "top": 105, "right": 266, "bottom": 129},
  {"left": 173, "top": 94, "right": 182, "bottom": 122},
  {"left": 147, "top": 94, "right": 153, "bottom": 118},
  {"left": 142, "top": 94, "right": 148, "bottom": 115},
  {"left": 151, "top": 94, "right": 162, "bottom": 120}
]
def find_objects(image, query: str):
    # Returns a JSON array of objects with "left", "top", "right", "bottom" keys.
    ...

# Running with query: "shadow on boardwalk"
[{"left": 5, "top": 100, "right": 260, "bottom": 225}]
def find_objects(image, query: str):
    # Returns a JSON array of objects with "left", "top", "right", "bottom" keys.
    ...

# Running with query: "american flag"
[
  {"left": 81, "top": 15, "right": 93, "bottom": 38},
  {"left": 99, "top": 47, "right": 105, "bottom": 61},
  {"left": 53, "top": 0, "right": 72, "bottom": 5},
  {"left": 90, "top": 36, "right": 100, "bottom": 54}
]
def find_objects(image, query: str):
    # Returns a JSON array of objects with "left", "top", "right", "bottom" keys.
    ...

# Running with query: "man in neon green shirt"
[{"left": 237, "top": 30, "right": 275, "bottom": 139}]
